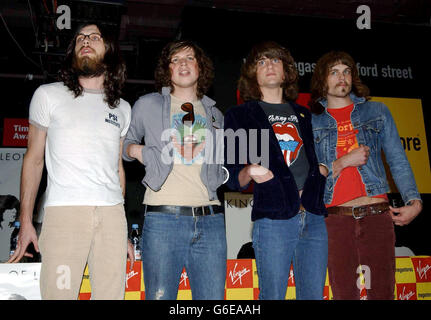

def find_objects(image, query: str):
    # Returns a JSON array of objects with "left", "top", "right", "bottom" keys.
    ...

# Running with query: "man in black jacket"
[{"left": 224, "top": 41, "right": 328, "bottom": 300}]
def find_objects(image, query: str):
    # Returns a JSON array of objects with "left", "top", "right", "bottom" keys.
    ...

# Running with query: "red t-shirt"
[{"left": 326, "top": 104, "right": 387, "bottom": 207}]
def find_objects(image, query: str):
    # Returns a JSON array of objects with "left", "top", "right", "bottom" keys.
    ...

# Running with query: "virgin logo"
[
  {"left": 125, "top": 270, "right": 139, "bottom": 289},
  {"left": 416, "top": 261, "right": 430, "bottom": 280},
  {"left": 228, "top": 263, "right": 250, "bottom": 285},
  {"left": 398, "top": 286, "right": 415, "bottom": 300},
  {"left": 288, "top": 269, "right": 295, "bottom": 284},
  {"left": 179, "top": 271, "right": 189, "bottom": 287}
]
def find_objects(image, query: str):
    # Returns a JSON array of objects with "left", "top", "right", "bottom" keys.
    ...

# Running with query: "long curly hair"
[
  {"left": 310, "top": 51, "right": 370, "bottom": 114},
  {"left": 154, "top": 40, "right": 214, "bottom": 99},
  {"left": 238, "top": 41, "right": 299, "bottom": 102},
  {"left": 58, "top": 22, "right": 126, "bottom": 108}
]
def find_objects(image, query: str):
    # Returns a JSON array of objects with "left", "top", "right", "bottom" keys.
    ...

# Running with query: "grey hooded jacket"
[{"left": 122, "top": 87, "right": 225, "bottom": 201}]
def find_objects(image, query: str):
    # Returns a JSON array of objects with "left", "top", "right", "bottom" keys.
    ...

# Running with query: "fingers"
[
  {"left": 6, "top": 251, "right": 18, "bottom": 263},
  {"left": 7, "top": 237, "right": 40, "bottom": 263},
  {"left": 359, "top": 145, "right": 370, "bottom": 158},
  {"left": 390, "top": 208, "right": 412, "bottom": 226},
  {"left": 357, "top": 145, "right": 370, "bottom": 166},
  {"left": 359, "top": 144, "right": 370, "bottom": 152},
  {"left": 130, "top": 256, "right": 135, "bottom": 270},
  {"left": 127, "top": 240, "right": 135, "bottom": 271},
  {"left": 33, "top": 240, "right": 40, "bottom": 253},
  {"left": 390, "top": 212, "right": 403, "bottom": 226},
  {"left": 249, "top": 164, "right": 270, "bottom": 176},
  {"left": 129, "top": 247, "right": 135, "bottom": 270},
  {"left": 389, "top": 205, "right": 401, "bottom": 214},
  {"left": 7, "top": 245, "right": 25, "bottom": 263},
  {"left": 249, "top": 164, "right": 274, "bottom": 183}
]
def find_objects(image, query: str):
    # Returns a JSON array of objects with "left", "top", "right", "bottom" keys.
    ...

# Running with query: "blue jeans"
[
  {"left": 141, "top": 211, "right": 227, "bottom": 300},
  {"left": 252, "top": 210, "right": 328, "bottom": 300}
]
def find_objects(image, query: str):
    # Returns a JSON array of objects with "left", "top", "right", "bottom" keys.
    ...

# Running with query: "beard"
[{"left": 72, "top": 52, "right": 106, "bottom": 77}]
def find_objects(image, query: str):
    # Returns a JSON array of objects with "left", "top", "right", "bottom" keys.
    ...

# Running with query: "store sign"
[{"left": 2, "top": 118, "right": 29, "bottom": 147}]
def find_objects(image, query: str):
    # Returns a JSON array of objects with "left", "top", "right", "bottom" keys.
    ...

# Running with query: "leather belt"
[
  {"left": 327, "top": 202, "right": 389, "bottom": 220},
  {"left": 145, "top": 205, "right": 224, "bottom": 216}
]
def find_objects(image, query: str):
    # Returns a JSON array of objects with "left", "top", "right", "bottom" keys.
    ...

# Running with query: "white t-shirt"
[{"left": 29, "top": 82, "right": 131, "bottom": 207}]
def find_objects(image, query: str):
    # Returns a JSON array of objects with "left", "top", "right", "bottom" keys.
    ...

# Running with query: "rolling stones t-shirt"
[{"left": 260, "top": 101, "right": 310, "bottom": 190}]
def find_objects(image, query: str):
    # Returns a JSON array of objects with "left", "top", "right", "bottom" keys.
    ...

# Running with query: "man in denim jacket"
[{"left": 310, "top": 51, "right": 422, "bottom": 299}]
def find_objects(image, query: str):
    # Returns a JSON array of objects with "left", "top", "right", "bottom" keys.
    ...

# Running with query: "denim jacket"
[
  {"left": 311, "top": 93, "right": 421, "bottom": 205},
  {"left": 122, "top": 87, "right": 225, "bottom": 201}
]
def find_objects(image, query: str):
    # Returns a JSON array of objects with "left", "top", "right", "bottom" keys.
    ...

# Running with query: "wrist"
[
  {"left": 238, "top": 165, "right": 253, "bottom": 187},
  {"left": 129, "top": 144, "right": 141, "bottom": 159},
  {"left": 318, "top": 163, "right": 329, "bottom": 177},
  {"left": 20, "top": 218, "right": 33, "bottom": 227},
  {"left": 407, "top": 199, "right": 422, "bottom": 207},
  {"left": 336, "top": 156, "right": 346, "bottom": 170}
]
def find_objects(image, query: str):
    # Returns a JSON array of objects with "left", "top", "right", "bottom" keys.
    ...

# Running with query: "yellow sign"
[
  {"left": 371, "top": 97, "right": 431, "bottom": 193},
  {"left": 78, "top": 258, "right": 431, "bottom": 300}
]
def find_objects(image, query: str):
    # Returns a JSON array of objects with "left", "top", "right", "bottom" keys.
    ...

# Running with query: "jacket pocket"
[
  {"left": 360, "top": 118, "right": 384, "bottom": 177},
  {"left": 361, "top": 118, "right": 383, "bottom": 147},
  {"left": 253, "top": 177, "right": 286, "bottom": 212}
]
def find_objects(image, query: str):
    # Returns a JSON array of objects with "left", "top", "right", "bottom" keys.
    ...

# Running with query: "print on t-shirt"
[
  {"left": 272, "top": 119, "right": 304, "bottom": 167},
  {"left": 336, "top": 119, "right": 359, "bottom": 154},
  {"left": 260, "top": 100, "right": 309, "bottom": 190},
  {"left": 171, "top": 112, "right": 206, "bottom": 164}
]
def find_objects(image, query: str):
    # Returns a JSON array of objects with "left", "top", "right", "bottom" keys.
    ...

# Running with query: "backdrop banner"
[
  {"left": 0, "top": 263, "right": 41, "bottom": 300},
  {"left": 0, "top": 148, "right": 25, "bottom": 262}
]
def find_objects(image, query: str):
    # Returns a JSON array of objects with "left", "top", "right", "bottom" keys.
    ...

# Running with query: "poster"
[
  {"left": 0, "top": 148, "right": 25, "bottom": 262},
  {"left": 0, "top": 263, "right": 41, "bottom": 300}
]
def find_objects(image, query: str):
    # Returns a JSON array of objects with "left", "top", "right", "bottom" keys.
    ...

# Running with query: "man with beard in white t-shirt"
[{"left": 7, "top": 23, "right": 134, "bottom": 300}]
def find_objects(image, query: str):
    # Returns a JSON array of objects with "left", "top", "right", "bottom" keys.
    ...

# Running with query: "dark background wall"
[
  {"left": 178, "top": 7, "right": 431, "bottom": 255},
  {"left": 0, "top": 2, "right": 430, "bottom": 255}
]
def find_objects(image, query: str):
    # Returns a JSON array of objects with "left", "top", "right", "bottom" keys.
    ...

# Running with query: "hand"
[
  {"left": 343, "top": 144, "right": 370, "bottom": 167},
  {"left": 127, "top": 144, "right": 144, "bottom": 164},
  {"left": 248, "top": 164, "right": 274, "bottom": 184},
  {"left": 171, "top": 135, "right": 205, "bottom": 162},
  {"left": 390, "top": 200, "right": 422, "bottom": 226},
  {"left": 127, "top": 239, "right": 135, "bottom": 271},
  {"left": 7, "top": 222, "right": 39, "bottom": 263},
  {"left": 319, "top": 164, "right": 329, "bottom": 177},
  {"left": 333, "top": 144, "right": 370, "bottom": 178}
]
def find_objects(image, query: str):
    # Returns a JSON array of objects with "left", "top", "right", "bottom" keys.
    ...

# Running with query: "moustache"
[{"left": 78, "top": 46, "right": 95, "bottom": 55}]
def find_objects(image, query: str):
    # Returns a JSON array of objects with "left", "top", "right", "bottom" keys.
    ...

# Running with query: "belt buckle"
[
  {"left": 352, "top": 205, "right": 366, "bottom": 219},
  {"left": 192, "top": 206, "right": 206, "bottom": 216}
]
